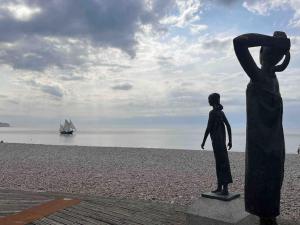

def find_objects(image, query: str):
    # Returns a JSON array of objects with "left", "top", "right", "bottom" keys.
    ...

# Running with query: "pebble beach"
[{"left": 0, "top": 143, "right": 299, "bottom": 221}]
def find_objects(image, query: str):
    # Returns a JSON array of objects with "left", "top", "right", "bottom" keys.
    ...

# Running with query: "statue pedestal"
[
  {"left": 201, "top": 192, "right": 240, "bottom": 201},
  {"left": 186, "top": 196, "right": 255, "bottom": 225}
]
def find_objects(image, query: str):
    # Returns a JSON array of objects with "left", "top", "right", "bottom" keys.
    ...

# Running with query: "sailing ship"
[{"left": 59, "top": 119, "right": 76, "bottom": 135}]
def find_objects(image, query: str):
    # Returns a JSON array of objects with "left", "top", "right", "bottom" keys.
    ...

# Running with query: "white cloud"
[
  {"left": 161, "top": 0, "right": 202, "bottom": 27},
  {"left": 190, "top": 24, "right": 208, "bottom": 34},
  {"left": 289, "top": 1, "right": 300, "bottom": 27},
  {"left": 242, "top": 1, "right": 284, "bottom": 15},
  {"left": 243, "top": 0, "right": 300, "bottom": 27},
  {"left": 0, "top": 2, "right": 41, "bottom": 21}
]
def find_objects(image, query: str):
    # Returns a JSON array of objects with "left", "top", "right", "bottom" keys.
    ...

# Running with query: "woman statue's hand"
[{"left": 275, "top": 35, "right": 290, "bottom": 51}]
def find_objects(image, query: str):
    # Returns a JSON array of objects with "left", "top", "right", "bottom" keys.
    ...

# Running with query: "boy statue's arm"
[{"left": 223, "top": 113, "right": 232, "bottom": 150}]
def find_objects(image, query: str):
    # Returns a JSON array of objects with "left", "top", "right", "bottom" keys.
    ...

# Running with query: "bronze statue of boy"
[{"left": 201, "top": 93, "right": 233, "bottom": 196}]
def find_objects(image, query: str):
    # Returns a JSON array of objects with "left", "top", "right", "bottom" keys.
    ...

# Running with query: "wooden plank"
[
  {"left": 59, "top": 208, "right": 112, "bottom": 225},
  {"left": 46, "top": 214, "right": 82, "bottom": 225},
  {"left": 0, "top": 192, "right": 49, "bottom": 201},
  {"left": 82, "top": 200, "right": 185, "bottom": 224},
  {"left": 76, "top": 202, "right": 138, "bottom": 220},
  {"left": 0, "top": 202, "right": 53, "bottom": 218},
  {"left": 81, "top": 201, "right": 138, "bottom": 217},
  {"left": 72, "top": 202, "right": 159, "bottom": 225},
  {"left": 0, "top": 190, "right": 53, "bottom": 218},
  {"left": 31, "top": 217, "right": 65, "bottom": 225},
  {"left": 37, "top": 191, "right": 120, "bottom": 204},
  {"left": 0, "top": 211, "right": 21, "bottom": 217},
  {"left": 66, "top": 205, "right": 134, "bottom": 225},
  {"left": 0, "top": 199, "right": 43, "bottom": 203},
  {"left": 83, "top": 199, "right": 186, "bottom": 225},
  {"left": 0, "top": 202, "right": 50, "bottom": 209},
  {"left": 0, "top": 198, "right": 80, "bottom": 225}
]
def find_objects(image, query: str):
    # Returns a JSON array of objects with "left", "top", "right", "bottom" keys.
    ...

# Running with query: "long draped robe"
[
  {"left": 208, "top": 108, "right": 233, "bottom": 185},
  {"left": 245, "top": 80, "right": 285, "bottom": 217}
]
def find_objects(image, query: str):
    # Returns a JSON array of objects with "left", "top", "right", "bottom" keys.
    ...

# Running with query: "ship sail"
[
  {"left": 69, "top": 120, "right": 76, "bottom": 130},
  {"left": 64, "top": 120, "right": 71, "bottom": 132},
  {"left": 59, "top": 124, "right": 64, "bottom": 132}
]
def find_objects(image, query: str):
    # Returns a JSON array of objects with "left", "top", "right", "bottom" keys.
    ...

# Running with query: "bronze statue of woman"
[
  {"left": 233, "top": 32, "right": 290, "bottom": 225},
  {"left": 201, "top": 93, "right": 233, "bottom": 195}
]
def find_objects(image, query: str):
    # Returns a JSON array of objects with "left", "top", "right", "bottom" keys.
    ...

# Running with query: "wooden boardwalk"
[
  {"left": 0, "top": 189, "right": 298, "bottom": 225},
  {"left": 0, "top": 190, "right": 186, "bottom": 225}
]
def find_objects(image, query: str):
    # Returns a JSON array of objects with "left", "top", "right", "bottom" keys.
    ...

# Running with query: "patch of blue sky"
[{"left": 199, "top": 4, "right": 297, "bottom": 36}]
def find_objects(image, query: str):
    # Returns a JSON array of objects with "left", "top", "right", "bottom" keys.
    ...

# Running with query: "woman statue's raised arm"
[{"left": 233, "top": 33, "right": 290, "bottom": 80}]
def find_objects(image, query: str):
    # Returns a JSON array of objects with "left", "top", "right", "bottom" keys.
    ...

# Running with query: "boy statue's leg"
[
  {"left": 220, "top": 183, "right": 229, "bottom": 195},
  {"left": 211, "top": 183, "right": 222, "bottom": 193}
]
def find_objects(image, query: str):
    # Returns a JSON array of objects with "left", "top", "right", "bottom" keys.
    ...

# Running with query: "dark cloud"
[
  {"left": 209, "top": 0, "right": 240, "bottom": 5},
  {"left": 0, "top": 37, "right": 87, "bottom": 71},
  {"left": 111, "top": 83, "right": 133, "bottom": 91},
  {"left": 0, "top": 0, "right": 175, "bottom": 71},
  {"left": 41, "top": 85, "right": 63, "bottom": 98},
  {"left": 220, "top": 0, "right": 239, "bottom": 4},
  {"left": 6, "top": 99, "right": 19, "bottom": 105},
  {"left": 27, "top": 79, "right": 64, "bottom": 98},
  {"left": 59, "top": 74, "right": 86, "bottom": 81}
]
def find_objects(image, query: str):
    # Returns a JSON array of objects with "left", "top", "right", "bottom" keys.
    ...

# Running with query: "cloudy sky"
[{"left": 0, "top": 0, "right": 299, "bottom": 128}]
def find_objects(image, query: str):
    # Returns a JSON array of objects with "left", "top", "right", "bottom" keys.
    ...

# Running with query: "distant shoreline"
[
  {"left": 0, "top": 142, "right": 299, "bottom": 155},
  {"left": 0, "top": 122, "right": 10, "bottom": 127},
  {"left": 0, "top": 143, "right": 299, "bottom": 220}
]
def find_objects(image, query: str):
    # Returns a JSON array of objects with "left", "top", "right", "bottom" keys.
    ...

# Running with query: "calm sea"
[{"left": 0, "top": 127, "right": 299, "bottom": 154}]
